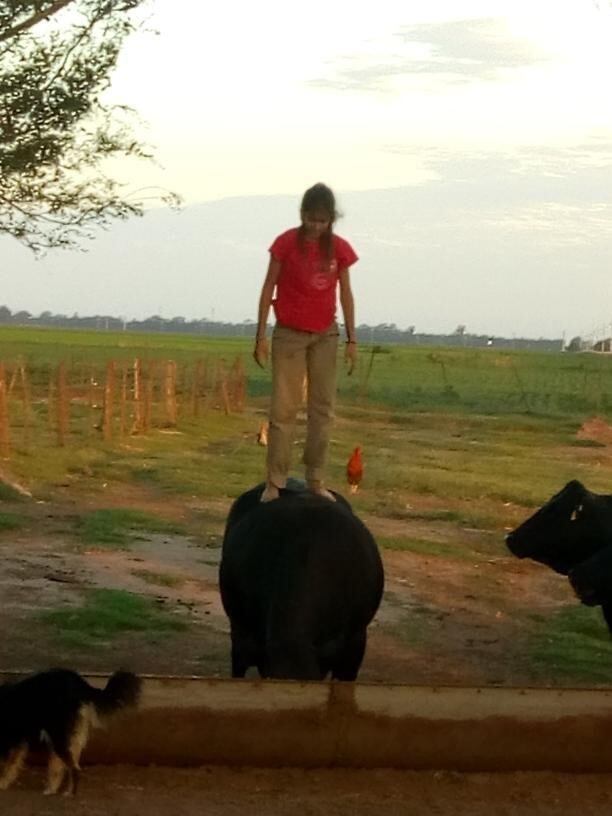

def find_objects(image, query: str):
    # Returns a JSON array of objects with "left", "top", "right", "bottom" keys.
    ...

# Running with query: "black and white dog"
[{"left": 0, "top": 668, "right": 141, "bottom": 795}]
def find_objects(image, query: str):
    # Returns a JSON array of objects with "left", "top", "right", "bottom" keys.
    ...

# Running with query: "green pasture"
[
  {"left": 2, "top": 325, "right": 612, "bottom": 684},
  {"left": 2, "top": 324, "right": 612, "bottom": 416},
  {"left": 2, "top": 324, "right": 612, "bottom": 516},
  {"left": 0, "top": 325, "right": 250, "bottom": 365}
]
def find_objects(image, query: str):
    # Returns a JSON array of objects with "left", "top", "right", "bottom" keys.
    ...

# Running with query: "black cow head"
[{"left": 505, "top": 480, "right": 612, "bottom": 576}]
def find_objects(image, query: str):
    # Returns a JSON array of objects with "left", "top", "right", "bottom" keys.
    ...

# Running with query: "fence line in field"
[
  {"left": 3, "top": 348, "right": 612, "bottom": 462},
  {"left": 345, "top": 348, "right": 612, "bottom": 415},
  {"left": 0, "top": 354, "right": 248, "bottom": 460},
  {"left": 0, "top": 363, "right": 9, "bottom": 459}
]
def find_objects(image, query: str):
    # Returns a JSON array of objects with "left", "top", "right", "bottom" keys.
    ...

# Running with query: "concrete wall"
[{"left": 4, "top": 674, "right": 612, "bottom": 771}]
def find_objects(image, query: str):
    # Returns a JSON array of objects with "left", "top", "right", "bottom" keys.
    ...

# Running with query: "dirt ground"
[
  {"left": 2, "top": 483, "right": 612, "bottom": 813},
  {"left": 4, "top": 766, "right": 612, "bottom": 816},
  {"left": 0, "top": 481, "right": 585, "bottom": 685}
]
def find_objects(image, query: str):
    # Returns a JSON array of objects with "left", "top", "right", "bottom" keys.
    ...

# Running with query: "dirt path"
[
  {"left": 4, "top": 766, "right": 612, "bottom": 816},
  {"left": 2, "top": 485, "right": 612, "bottom": 812},
  {"left": 0, "top": 485, "right": 578, "bottom": 685}
]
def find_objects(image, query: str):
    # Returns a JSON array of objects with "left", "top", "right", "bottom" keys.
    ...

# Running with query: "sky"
[{"left": 4, "top": 0, "right": 612, "bottom": 339}]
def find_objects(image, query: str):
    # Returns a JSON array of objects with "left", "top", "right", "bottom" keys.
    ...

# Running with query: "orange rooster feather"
[{"left": 346, "top": 446, "right": 363, "bottom": 494}]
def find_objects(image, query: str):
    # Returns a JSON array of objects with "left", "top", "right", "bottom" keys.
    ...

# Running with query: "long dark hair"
[{"left": 297, "top": 183, "right": 338, "bottom": 259}]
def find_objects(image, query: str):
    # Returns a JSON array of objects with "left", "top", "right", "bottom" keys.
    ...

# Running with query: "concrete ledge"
[{"left": 3, "top": 674, "right": 612, "bottom": 771}]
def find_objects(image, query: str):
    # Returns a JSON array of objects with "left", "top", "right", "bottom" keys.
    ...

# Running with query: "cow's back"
[{"left": 220, "top": 486, "right": 384, "bottom": 679}]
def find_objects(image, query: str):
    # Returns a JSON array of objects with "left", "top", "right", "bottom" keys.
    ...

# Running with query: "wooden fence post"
[
  {"left": 0, "top": 363, "right": 10, "bottom": 459},
  {"left": 191, "top": 359, "right": 206, "bottom": 418},
  {"left": 18, "top": 363, "right": 33, "bottom": 446},
  {"left": 87, "top": 365, "right": 97, "bottom": 409},
  {"left": 56, "top": 361, "right": 69, "bottom": 447},
  {"left": 102, "top": 360, "right": 116, "bottom": 442},
  {"left": 7, "top": 363, "right": 18, "bottom": 396},
  {"left": 216, "top": 359, "right": 231, "bottom": 416},
  {"left": 164, "top": 360, "right": 178, "bottom": 427},
  {"left": 229, "top": 355, "right": 246, "bottom": 412},
  {"left": 120, "top": 362, "right": 129, "bottom": 437},
  {"left": 131, "top": 358, "right": 143, "bottom": 434},
  {"left": 143, "top": 360, "right": 155, "bottom": 432},
  {"left": 47, "top": 366, "right": 55, "bottom": 430}
]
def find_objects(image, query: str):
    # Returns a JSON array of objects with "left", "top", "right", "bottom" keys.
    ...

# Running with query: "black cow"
[
  {"left": 219, "top": 480, "right": 384, "bottom": 681},
  {"left": 570, "top": 546, "right": 612, "bottom": 610},
  {"left": 505, "top": 479, "right": 612, "bottom": 632}
]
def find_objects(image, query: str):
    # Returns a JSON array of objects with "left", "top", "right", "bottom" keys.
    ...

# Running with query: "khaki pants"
[{"left": 267, "top": 323, "right": 339, "bottom": 487}]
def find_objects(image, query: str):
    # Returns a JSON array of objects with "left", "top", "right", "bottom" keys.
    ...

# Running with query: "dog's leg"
[
  {"left": 62, "top": 705, "right": 91, "bottom": 796},
  {"left": 53, "top": 749, "right": 81, "bottom": 797},
  {"left": 48, "top": 706, "right": 90, "bottom": 797},
  {"left": 0, "top": 744, "right": 27, "bottom": 791},
  {"left": 43, "top": 752, "right": 66, "bottom": 796}
]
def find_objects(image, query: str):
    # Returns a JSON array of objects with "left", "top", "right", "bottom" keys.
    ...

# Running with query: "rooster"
[{"left": 346, "top": 446, "right": 363, "bottom": 494}]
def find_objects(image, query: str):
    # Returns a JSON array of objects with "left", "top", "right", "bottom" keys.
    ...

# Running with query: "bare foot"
[
  {"left": 307, "top": 483, "right": 336, "bottom": 501},
  {"left": 260, "top": 483, "right": 280, "bottom": 502}
]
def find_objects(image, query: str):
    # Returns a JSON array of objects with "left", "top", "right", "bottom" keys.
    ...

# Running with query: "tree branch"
[{"left": 0, "top": 0, "right": 75, "bottom": 42}]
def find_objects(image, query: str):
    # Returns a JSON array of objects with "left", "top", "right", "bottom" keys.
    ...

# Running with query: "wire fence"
[{"left": 0, "top": 355, "right": 247, "bottom": 460}]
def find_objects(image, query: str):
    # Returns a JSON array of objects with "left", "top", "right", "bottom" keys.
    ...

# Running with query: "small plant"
[
  {"left": 0, "top": 512, "right": 24, "bottom": 531},
  {"left": 377, "top": 535, "right": 473, "bottom": 560},
  {"left": 40, "top": 588, "right": 188, "bottom": 648},
  {"left": 528, "top": 605, "right": 612, "bottom": 684},
  {"left": 132, "top": 569, "right": 184, "bottom": 588},
  {"left": 0, "top": 482, "right": 25, "bottom": 501},
  {"left": 77, "top": 508, "right": 184, "bottom": 548}
]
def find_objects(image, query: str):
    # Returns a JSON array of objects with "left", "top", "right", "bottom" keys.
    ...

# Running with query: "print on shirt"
[{"left": 310, "top": 258, "right": 338, "bottom": 291}]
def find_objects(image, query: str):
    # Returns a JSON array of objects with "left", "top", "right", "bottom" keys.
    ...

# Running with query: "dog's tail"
[{"left": 89, "top": 671, "right": 142, "bottom": 718}]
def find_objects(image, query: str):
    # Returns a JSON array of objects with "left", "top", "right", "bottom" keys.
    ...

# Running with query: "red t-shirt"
[{"left": 269, "top": 228, "right": 358, "bottom": 332}]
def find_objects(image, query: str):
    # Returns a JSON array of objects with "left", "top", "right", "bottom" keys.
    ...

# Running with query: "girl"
[{"left": 254, "top": 183, "right": 358, "bottom": 502}]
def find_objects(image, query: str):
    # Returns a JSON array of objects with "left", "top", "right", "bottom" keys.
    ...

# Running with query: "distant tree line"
[{"left": 0, "top": 305, "right": 564, "bottom": 351}]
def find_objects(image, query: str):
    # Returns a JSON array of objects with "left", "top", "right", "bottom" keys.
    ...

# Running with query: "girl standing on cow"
[{"left": 254, "top": 183, "right": 358, "bottom": 502}]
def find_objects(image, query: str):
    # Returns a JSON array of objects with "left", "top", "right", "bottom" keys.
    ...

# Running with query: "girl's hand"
[
  {"left": 345, "top": 341, "right": 357, "bottom": 375},
  {"left": 253, "top": 336, "right": 269, "bottom": 368}
]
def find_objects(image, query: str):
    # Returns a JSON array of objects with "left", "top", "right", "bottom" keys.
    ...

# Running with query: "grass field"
[
  {"left": 2, "top": 324, "right": 611, "bottom": 506},
  {"left": 3, "top": 324, "right": 612, "bottom": 415},
  {"left": 2, "top": 325, "right": 612, "bottom": 685}
]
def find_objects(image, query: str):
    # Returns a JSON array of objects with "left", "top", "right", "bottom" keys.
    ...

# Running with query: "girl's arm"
[
  {"left": 339, "top": 268, "right": 357, "bottom": 374},
  {"left": 253, "top": 257, "right": 281, "bottom": 368},
  {"left": 339, "top": 268, "right": 356, "bottom": 342}
]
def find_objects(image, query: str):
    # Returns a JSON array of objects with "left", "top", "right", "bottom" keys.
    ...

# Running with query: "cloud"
[
  {"left": 383, "top": 138, "right": 612, "bottom": 202},
  {"left": 337, "top": 140, "right": 612, "bottom": 258},
  {"left": 396, "top": 18, "right": 550, "bottom": 77},
  {"left": 479, "top": 203, "right": 612, "bottom": 247},
  {"left": 309, "top": 17, "right": 552, "bottom": 93},
  {"left": 3, "top": 168, "right": 611, "bottom": 337}
]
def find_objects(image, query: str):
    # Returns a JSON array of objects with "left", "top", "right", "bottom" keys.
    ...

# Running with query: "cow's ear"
[{"left": 564, "top": 480, "right": 588, "bottom": 507}]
